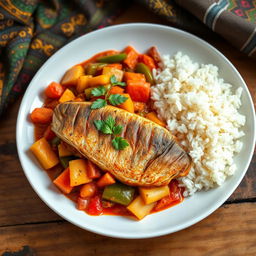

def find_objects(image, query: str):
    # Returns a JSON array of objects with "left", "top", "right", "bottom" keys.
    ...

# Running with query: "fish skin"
[{"left": 52, "top": 102, "right": 192, "bottom": 186}]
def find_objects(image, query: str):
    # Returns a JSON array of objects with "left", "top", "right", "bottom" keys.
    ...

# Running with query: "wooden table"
[{"left": 1, "top": 4, "right": 255, "bottom": 256}]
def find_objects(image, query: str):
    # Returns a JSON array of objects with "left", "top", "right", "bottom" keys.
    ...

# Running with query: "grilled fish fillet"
[{"left": 52, "top": 102, "right": 192, "bottom": 186}]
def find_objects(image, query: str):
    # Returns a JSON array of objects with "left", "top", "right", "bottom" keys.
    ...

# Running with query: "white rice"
[{"left": 151, "top": 52, "right": 246, "bottom": 196}]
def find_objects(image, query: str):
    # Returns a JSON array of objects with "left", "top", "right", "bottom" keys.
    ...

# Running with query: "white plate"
[{"left": 16, "top": 23, "right": 256, "bottom": 239}]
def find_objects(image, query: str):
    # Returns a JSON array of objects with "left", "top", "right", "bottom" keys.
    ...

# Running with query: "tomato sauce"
[{"left": 32, "top": 47, "right": 185, "bottom": 220}]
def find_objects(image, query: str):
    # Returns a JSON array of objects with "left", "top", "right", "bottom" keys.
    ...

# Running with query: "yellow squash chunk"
[
  {"left": 118, "top": 93, "right": 134, "bottom": 113},
  {"left": 127, "top": 196, "right": 156, "bottom": 220},
  {"left": 145, "top": 112, "right": 165, "bottom": 127},
  {"left": 59, "top": 88, "right": 75, "bottom": 103},
  {"left": 139, "top": 186, "right": 170, "bottom": 204},
  {"left": 76, "top": 75, "right": 92, "bottom": 93},
  {"left": 102, "top": 67, "right": 124, "bottom": 82},
  {"left": 58, "top": 142, "right": 73, "bottom": 157},
  {"left": 61, "top": 65, "right": 84, "bottom": 87},
  {"left": 69, "top": 159, "right": 92, "bottom": 186},
  {"left": 87, "top": 75, "right": 110, "bottom": 87},
  {"left": 30, "top": 137, "right": 59, "bottom": 169}
]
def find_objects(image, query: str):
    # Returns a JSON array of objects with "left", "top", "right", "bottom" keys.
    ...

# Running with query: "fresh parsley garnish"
[
  {"left": 108, "top": 94, "right": 128, "bottom": 106},
  {"left": 93, "top": 116, "right": 129, "bottom": 150},
  {"left": 91, "top": 98, "right": 107, "bottom": 109},
  {"left": 90, "top": 75, "right": 127, "bottom": 109},
  {"left": 110, "top": 75, "right": 126, "bottom": 87},
  {"left": 91, "top": 86, "right": 107, "bottom": 97},
  {"left": 112, "top": 137, "right": 129, "bottom": 150}
]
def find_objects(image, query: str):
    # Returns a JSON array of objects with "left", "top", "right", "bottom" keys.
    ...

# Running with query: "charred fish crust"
[{"left": 52, "top": 102, "right": 192, "bottom": 186}]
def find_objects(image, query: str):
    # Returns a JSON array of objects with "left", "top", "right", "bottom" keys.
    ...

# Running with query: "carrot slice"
[
  {"left": 97, "top": 172, "right": 116, "bottom": 187},
  {"left": 45, "top": 82, "right": 64, "bottom": 99},
  {"left": 145, "top": 112, "right": 165, "bottom": 127},
  {"left": 80, "top": 182, "right": 97, "bottom": 198},
  {"left": 126, "top": 80, "right": 150, "bottom": 103},
  {"left": 139, "top": 54, "right": 156, "bottom": 70},
  {"left": 53, "top": 168, "right": 73, "bottom": 194},
  {"left": 109, "top": 86, "right": 124, "bottom": 95},
  {"left": 30, "top": 107, "right": 53, "bottom": 124},
  {"left": 123, "top": 46, "right": 139, "bottom": 69},
  {"left": 123, "top": 72, "right": 146, "bottom": 83}
]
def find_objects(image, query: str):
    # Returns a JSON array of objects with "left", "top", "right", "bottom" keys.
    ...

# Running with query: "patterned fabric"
[
  {"left": 0, "top": 0, "right": 255, "bottom": 116},
  {"left": 0, "top": 0, "right": 128, "bottom": 116},
  {"left": 140, "top": 0, "right": 256, "bottom": 57}
]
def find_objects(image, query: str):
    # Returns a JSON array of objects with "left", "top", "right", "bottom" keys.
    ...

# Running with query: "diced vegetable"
[
  {"left": 102, "top": 183, "right": 135, "bottom": 206},
  {"left": 85, "top": 63, "right": 106, "bottom": 76},
  {"left": 123, "top": 46, "right": 139, "bottom": 69},
  {"left": 154, "top": 181, "right": 182, "bottom": 211},
  {"left": 58, "top": 142, "right": 73, "bottom": 157},
  {"left": 106, "top": 63, "right": 122, "bottom": 70},
  {"left": 133, "top": 101, "right": 146, "bottom": 113},
  {"left": 87, "top": 75, "right": 110, "bottom": 87},
  {"left": 53, "top": 168, "right": 73, "bottom": 194},
  {"left": 59, "top": 156, "right": 77, "bottom": 169},
  {"left": 30, "top": 137, "right": 59, "bottom": 169},
  {"left": 77, "top": 197, "right": 89, "bottom": 210},
  {"left": 148, "top": 46, "right": 161, "bottom": 65},
  {"left": 139, "top": 54, "right": 156, "bottom": 70},
  {"left": 59, "top": 88, "right": 75, "bottom": 103},
  {"left": 97, "top": 172, "right": 116, "bottom": 187},
  {"left": 139, "top": 186, "right": 170, "bottom": 204},
  {"left": 97, "top": 53, "right": 127, "bottom": 63},
  {"left": 43, "top": 125, "right": 56, "bottom": 140},
  {"left": 102, "top": 67, "right": 124, "bottom": 82},
  {"left": 127, "top": 196, "right": 156, "bottom": 220},
  {"left": 61, "top": 65, "right": 84, "bottom": 87},
  {"left": 80, "top": 182, "right": 97, "bottom": 198},
  {"left": 76, "top": 75, "right": 92, "bottom": 93},
  {"left": 123, "top": 72, "right": 146, "bottom": 83},
  {"left": 69, "top": 159, "right": 92, "bottom": 186},
  {"left": 51, "top": 136, "right": 61, "bottom": 147},
  {"left": 145, "top": 112, "right": 165, "bottom": 127},
  {"left": 87, "top": 195, "right": 103, "bottom": 215},
  {"left": 45, "top": 82, "right": 64, "bottom": 99},
  {"left": 117, "top": 93, "right": 134, "bottom": 113},
  {"left": 135, "top": 63, "right": 154, "bottom": 84},
  {"left": 30, "top": 107, "right": 53, "bottom": 124},
  {"left": 126, "top": 80, "right": 150, "bottom": 103},
  {"left": 87, "top": 160, "right": 101, "bottom": 179},
  {"left": 109, "top": 86, "right": 124, "bottom": 95}
]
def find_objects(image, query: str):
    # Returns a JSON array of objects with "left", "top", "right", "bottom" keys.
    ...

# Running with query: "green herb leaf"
[
  {"left": 112, "top": 137, "right": 129, "bottom": 150},
  {"left": 110, "top": 75, "right": 126, "bottom": 87},
  {"left": 108, "top": 94, "right": 128, "bottom": 106},
  {"left": 113, "top": 125, "right": 123, "bottom": 135},
  {"left": 94, "top": 120, "right": 104, "bottom": 131},
  {"left": 101, "top": 123, "right": 113, "bottom": 134},
  {"left": 105, "top": 116, "right": 115, "bottom": 130},
  {"left": 91, "top": 86, "right": 107, "bottom": 97},
  {"left": 110, "top": 75, "right": 118, "bottom": 84},
  {"left": 91, "top": 99, "right": 107, "bottom": 109}
]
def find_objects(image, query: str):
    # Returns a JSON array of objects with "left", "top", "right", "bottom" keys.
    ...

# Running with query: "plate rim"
[{"left": 16, "top": 23, "right": 256, "bottom": 239}]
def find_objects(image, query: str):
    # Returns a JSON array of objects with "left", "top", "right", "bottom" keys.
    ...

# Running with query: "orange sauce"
[{"left": 33, "top": 48, "right": 185, "bottom": 219}]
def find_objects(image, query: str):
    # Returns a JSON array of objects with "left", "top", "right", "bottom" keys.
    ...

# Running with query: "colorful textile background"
[{"left": 0, "top": 0, "right": 255, "bottom": 116}]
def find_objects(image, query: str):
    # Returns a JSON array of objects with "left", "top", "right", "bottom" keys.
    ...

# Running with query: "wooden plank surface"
[
  {"left": 1, "top": 203, "right": 255, "bottom": 256},
  {"left": 0, "top": 3, "right": 255, "bottom": 255}
]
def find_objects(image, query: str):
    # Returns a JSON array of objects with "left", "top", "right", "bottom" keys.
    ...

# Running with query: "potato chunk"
[
  {"left": 61, "top": 65, "right": 84, "bottom": 87},
  {"left": 139, "top": 186, "right": 170, "bottom": 204}
]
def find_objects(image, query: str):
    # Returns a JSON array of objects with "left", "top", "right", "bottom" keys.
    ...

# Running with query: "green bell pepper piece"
[
  {"left": 51, "top": 137, "right": 61, "bottom": 147},
  {"left": 97, "top": 53, "right": 127, "bottom": 63},
  {"left": 86, "top": 63, "right": 106, "bottom": 76},
  {"left": 135, "top": 63, "right": 154, "bottom": 84},
  {"left": 59, "top": 156, "right": 77, "bottom": 169},
  {"left": 102, "top": 183, "right": 135, "bottom": 206}
]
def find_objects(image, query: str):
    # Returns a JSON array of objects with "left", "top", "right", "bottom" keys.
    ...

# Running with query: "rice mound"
[{"left": 151, "top": 52, "right": 246, "bottom": 196}]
